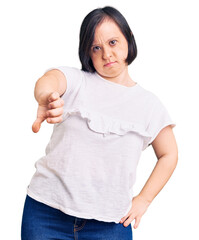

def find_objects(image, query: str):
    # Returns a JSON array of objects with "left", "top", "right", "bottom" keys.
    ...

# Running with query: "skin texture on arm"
[
  {"left": 32, "top": 69, "right": 67, "bottom": 133},
  {"left": 34, "top": 69, "right": 67, "bottom": 103},
  {"left": 139, "top": 125, "right": 178, "bottom": 203},
  {"left": 120, "top": 125, "right": 178, "bottom": 228}
]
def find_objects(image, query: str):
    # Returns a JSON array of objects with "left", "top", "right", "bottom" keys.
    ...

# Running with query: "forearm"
[
  {"left": 138, "top": 154, "right": 178, "bottom": 204},
  {"left": 34, "top": 70, "right": 66, "bottom": 103}
]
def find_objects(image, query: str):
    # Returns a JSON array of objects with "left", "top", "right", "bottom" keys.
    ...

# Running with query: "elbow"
[
  {"left": 166, "top": 153, "right": 178, "bottom": 171},
  {"left": 172, "top": 154, "right": 178, "bottom": 171},
  {"left": 158, "top": 152, "right": 178, "bottom": 172},
  {"left": 173, "top": 145, "right": 179, "bottom": 168}
]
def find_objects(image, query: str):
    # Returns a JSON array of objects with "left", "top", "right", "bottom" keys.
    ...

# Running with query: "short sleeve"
[
  {"left": 143, "top": 96, "right": 176, "bottom": 150},
  {"left": 44, "top": 66, "right": 83, "bottom": 99},
  {"left": 44, "top": 66, "right": 84, "bottom": 122}
]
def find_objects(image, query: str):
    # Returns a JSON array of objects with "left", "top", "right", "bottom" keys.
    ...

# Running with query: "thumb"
[
  {"left": 32, "top": 117, "right": 44, "bottom": 133},
  {"left": 133, "top": 217, "right": 141, "bottom": 229}
]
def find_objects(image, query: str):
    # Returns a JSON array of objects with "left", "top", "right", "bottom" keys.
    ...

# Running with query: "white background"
[{"left": 0, "top": 0, "right": 198, "bottom": 239}]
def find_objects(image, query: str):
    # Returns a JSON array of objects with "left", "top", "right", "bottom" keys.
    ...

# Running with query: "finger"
[
  {"left": 46, "top": 107, "right": 63, "bottom": 118},
  {"left": 123, "top": 216, "right": 134, "bottom": 227},
  {"left": 134, "top": 217, "right": 141, "bottom": 229},
  {"left": 120, "top": 211, "right": 131, "bottom": 224},
  {"left": 46, "top": 116, "right": 63, "bottom": 124},
  {"left": 48, "top": 98, "right": 64, "bottom": 109},
  {"left": 120, "top": 216, "right": 127, "bottom": 224},
  {"left": 32, "top": 118, "right": 44, "bottom": 133},
  {"left": 48, "top": 92, "right": 60, "bottom": 103}
]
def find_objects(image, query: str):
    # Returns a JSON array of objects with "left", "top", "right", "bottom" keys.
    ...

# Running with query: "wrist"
[{"left": 137, "top": 193, "right": 153, "bottom": 206}]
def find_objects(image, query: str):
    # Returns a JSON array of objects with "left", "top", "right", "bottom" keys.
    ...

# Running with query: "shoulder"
[
  {"left": 137, "top": 84, "right": 162, "bottom": 107},
  {"left": 54, "top": 66, "right": 95, "bottom": 80},
  {"left": 53, "top": 66, "right": 83, "bottom": 77}
]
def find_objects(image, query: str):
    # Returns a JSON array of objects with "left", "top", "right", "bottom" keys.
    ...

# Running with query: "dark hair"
[{"left": 79, "top": 6, "right": 137, "bottom": 73}]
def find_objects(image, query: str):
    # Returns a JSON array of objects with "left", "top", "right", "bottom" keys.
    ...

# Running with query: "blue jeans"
[{"left": 21, "top": 195, "right": 133, "bottom": 240}]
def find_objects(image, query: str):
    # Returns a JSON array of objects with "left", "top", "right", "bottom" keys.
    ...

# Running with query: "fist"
[{"left": 32, "top": 92, "right": 64, "bottom": 133}]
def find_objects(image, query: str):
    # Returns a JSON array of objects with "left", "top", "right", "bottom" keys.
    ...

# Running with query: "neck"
[{"left": 103, "top": 67, "right": 136, "bottom": 86}]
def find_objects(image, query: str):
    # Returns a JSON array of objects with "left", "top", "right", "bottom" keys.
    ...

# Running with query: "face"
[{"left": 89, "top": 19, "right": 129, "bottom": 80}]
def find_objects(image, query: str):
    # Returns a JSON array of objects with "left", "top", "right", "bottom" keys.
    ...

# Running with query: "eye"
[
  {"left": 93, "top": 46, "right": 101, "bottom": 52},
  {"left": 109, "top": 40, "right": 117, "bottom": 46}
]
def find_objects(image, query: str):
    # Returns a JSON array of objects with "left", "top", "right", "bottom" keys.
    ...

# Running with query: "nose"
[{"left": 102, "top": 46, "right": 112, "bottom": 60}]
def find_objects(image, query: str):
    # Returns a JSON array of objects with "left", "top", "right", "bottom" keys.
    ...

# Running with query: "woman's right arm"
[
  {"left": 34, "top": 69, "right": 67, "bottom": 103},
  {"left": 32, "top": 69, "right": 67, "bottom": 133}
]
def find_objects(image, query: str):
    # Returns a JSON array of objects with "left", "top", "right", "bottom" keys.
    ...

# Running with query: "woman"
[{"left": 21, "top": 6, "right": 178, "bottom": 240}]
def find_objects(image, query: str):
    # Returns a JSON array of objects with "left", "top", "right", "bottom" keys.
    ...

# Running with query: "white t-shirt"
[{"left": 27, "top": 66, "right": 176, "bottom": 223}]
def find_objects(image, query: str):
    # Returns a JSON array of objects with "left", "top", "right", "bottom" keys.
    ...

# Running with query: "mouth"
[{"left": 104, "top": 61, "right": 117, "bottom": 67}]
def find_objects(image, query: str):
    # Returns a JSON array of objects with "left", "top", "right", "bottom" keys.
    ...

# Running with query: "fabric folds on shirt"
[{"left": 27, "top": 66, "right": 176, "bottom": 223}]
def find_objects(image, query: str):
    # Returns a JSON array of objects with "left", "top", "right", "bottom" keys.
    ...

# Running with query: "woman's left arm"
[{"left": 120, "top": 125, "right": 178, "bottom": 228}]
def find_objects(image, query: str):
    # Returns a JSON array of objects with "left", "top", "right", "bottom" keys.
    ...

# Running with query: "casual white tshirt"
[{"left": 27, "top": 66, "right": 176, "bottom": 223}]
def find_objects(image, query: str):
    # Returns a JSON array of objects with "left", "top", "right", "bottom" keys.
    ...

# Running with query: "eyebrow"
[{"left": 91, "top": 37, "right": 119, "bottom": 47}]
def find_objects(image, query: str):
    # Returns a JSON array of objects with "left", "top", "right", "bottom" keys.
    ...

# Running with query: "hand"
[
  {"left": 32, "top": 92, "right": 64, "bottom": 133},
  {"left": 120, "top": 195, "right": 151, "bottom": 229}
]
